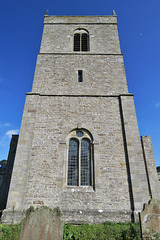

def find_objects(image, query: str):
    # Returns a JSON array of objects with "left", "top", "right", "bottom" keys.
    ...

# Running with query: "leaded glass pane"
[
  {"left": 74, "top": 33, "right": 80, "bottom": 51},
  {"left": 76, "top": 130, "right": 83, "bottom": 137},
  {"left": 81, "top": 139, "right": 91, "bottom": 186},
  {"left": 68, "top": 138, "right": 79, "bottom": 186},
  {"left": 82, "top": 33, "right": 89, "bottom": 51}
]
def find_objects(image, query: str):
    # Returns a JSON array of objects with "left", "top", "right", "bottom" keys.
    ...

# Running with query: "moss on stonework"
[{"left": 54, "top": 207, "right": 63, "bottom": 217}]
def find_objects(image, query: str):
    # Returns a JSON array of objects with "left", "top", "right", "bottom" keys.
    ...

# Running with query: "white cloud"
[
  {"left": 3, "top": 123, "right": 11, "bottom": 127},
  {"left": 155, "top": 103, "right": 160, "bottom": 108},
  {"left": 0, "top": 122, "right": 11, "bottom": 127},
  {"left": 5, "top": 129, "right": 19, "bottom": 138}
]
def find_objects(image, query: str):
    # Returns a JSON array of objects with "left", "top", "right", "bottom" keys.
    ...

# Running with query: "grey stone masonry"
[
  {"left": 40, "top": 16, "right": 120, "bottom": 54},
  {"left": 31, "top": 55, "right": 128, "bottom": 95},
  {"left": 119, "top": 96, "right": 150, "bottom": 218},
  {"left": 3, "top": 94, "right": 39, "bottom": 222},
  {"left": 2, "top": 14, "right": 158, "bottom": 224},
  {"left": 141, "top": 136, "right": 160, "bottom": 199}
]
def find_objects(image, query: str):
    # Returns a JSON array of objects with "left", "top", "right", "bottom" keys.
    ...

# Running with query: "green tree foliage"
[
  {"left": 0, "top": 224, "right": 20, "bottom": 240},
  {"left": 156, "top": 166, "right": 160, "bottom": 173},
  {"left": 0, "top": 160, "right": 7, "bottom": 168},
  {"left": 0, "top": 221, "right": 142, "bottom": 240},
  {"left": 63, "top": 222, "right": 141, "bottom": 240}
]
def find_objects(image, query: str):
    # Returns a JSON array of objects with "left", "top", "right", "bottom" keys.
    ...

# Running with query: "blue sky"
[{"left": 0, "top": 0, "right": 160, "bottom": 166}]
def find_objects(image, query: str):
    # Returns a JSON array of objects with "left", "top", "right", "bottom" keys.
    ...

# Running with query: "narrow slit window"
[{"left": 78, "top": 70, "right": 83, "bottom": 82}]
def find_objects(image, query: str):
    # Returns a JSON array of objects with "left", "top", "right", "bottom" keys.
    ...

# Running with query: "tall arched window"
[
  {"left": 73, "top": 29, "right": 90, "bottom": 52},
  {"left": 67, "top": 129, "right": 93, "bottom": 186}
]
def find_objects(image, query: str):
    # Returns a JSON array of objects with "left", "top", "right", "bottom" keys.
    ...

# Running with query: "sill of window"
[{"left": 63, "top": 186, "right": 95, "bottom": 193}]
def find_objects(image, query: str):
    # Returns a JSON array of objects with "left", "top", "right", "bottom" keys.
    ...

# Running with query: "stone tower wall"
[
  {"left": 32, "top": 55, "right": 128, "bottom": 95},
  {"left": 2, "top": 14, "right": 155, "bottom": 224},
  {"left": 32, "top": 16, "right": 128, "bottom": 95},
  {"left": 141, "top": 136, "right": 160, "bottom": 199},
  {"left": 40, "top": 16, "right": 121, "bottom": 54},
  {"left": 24, "top": 96, "right": 131, "bottom": 218}
]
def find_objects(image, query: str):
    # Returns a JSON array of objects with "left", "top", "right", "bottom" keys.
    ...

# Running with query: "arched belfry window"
[
  {"left": 74, "top": 29, "right": 90, "bottom": 52},
  {"left": 67, "top": 129, "right": 93, "bottom": 186}
]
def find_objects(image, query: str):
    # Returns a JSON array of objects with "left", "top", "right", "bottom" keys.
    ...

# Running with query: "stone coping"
[
  {"left": 26, "top": 93, "right": 134, "bottom": 97},
  {"left": 44, "top": 15, "right": 117, "bottom": 24}
]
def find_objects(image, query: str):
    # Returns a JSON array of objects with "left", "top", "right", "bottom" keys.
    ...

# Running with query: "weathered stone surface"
[
  {"left": 32, "top": 55, "right": 128, "bottom": 95},
  {"left": 140, "top": 199, "right": 160, "bottom": 239},
  {"left": 44, "top": 15, "right": 117, "bottom": 24},
  {"left": 19, "top": 206, "right": 63, "bottom": 240},
  {"left": 2, "top": 14, "right": 158, "bottom": 224},
  {"left": 141, "top": 136, "right": 160, "bottom": 199},
  {"left": 120, "top": 96, "right": 149, "bottom": 216}
]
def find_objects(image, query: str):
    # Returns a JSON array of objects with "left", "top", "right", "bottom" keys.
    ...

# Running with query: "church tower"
[{"left": 2, "top": 12, "right": 159, "bottom": 224}]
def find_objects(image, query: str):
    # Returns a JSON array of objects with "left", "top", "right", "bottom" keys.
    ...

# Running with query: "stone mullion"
[{"left": 79, "top": 139, "right": 81, "bottom": 186}]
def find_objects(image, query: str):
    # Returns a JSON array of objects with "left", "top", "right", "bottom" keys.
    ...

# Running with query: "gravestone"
[
  {"left": 140, "top": 199, "right": 160, "bottom": 239},
  {"left": 19, "top": 206, "right": 63, "bottom": 240}
]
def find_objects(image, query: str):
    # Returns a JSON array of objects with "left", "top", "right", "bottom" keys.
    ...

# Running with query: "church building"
[{"left": 2, "top": 11, "right": 159, "bottom": 224}]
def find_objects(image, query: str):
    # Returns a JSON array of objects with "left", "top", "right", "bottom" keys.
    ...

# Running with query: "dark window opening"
[
  {"left": 82, "top": 33, "right": 89, "bottom": 51},
  {"left": 78, "top": 70, "right": 83, "bottom": 82},
  {"left": 74, "top": 33, "right": 80, "bottom": 51}
]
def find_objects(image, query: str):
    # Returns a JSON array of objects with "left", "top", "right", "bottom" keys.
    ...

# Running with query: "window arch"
[
  {"left": 67, "top": 129, "right": 93, "bottom": 186},
  {"left": 73, "top": 29, "right": 90, "bottom": 52}
]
